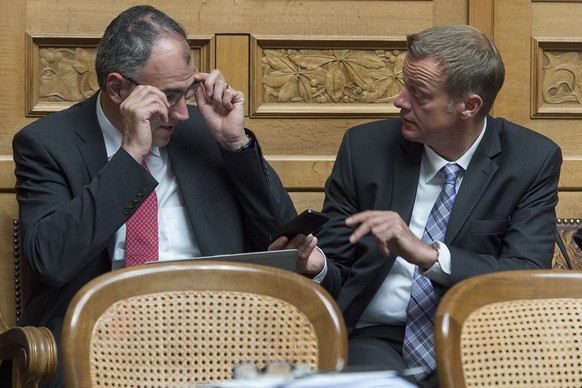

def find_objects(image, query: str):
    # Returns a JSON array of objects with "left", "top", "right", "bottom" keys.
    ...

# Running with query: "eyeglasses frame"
[{"left": 123, "top": 74, "right": 200, "bottom": 107}]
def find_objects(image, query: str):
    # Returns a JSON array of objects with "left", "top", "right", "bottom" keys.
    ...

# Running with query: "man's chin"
[
  {"left": 153, "top": 128, "right": 174, "bottom": 147},
  {"left": 400, "top": 123, "right": 413, "bottom": 135},
  {"left": 152, "top": 141, "right": 169, "bottom": 148},
  {"left": 400, "top": 125, "right": 421, "bottom": 143}
]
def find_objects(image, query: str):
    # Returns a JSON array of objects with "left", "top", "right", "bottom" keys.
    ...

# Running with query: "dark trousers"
[{"left": 347, "top": 324, "right": 439, "bottom": 388}]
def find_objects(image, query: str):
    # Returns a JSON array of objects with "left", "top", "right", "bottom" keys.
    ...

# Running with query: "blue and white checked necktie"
[{"left": 403, "top": 163, "right": 461, "bottom": 380}]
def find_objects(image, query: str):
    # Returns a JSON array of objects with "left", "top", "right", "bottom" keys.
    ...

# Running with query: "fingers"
[
  {"left": 346, "top": 210, "right": 430, "bottom": 264},
  {"left": 195, "top": 70, "right": 238, "bottom": 110},
  {"left": 268, "top": 236, "right": 289, "bottom": 251},
  {"left": 120, "top": 85, "right": 170, "bottom": 160},
  {"left": 295, "top": 235, "right": 318, "bottom": 260},
  {"left": 346, "top": 210, "right": 393, "bottom": 244},
  {"left": 193, "top": 70, "right": 246, "bottom": 149},
  {"left": 295, "top": 239, "right": 322, "bottom": 277},
  {"left": 346, "top": 210, "right": 407, "bottom": 251},
  {"left": 268, "top": 233, "right": 323, "bottom": 277},
  {"left": 270, "top": 234, "right": 317, "bottom": 258},
  {"left": 121, "top": 84, "right": 170, "bottom": 122}
]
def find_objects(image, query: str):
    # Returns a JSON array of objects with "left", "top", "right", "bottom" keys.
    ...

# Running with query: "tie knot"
[
  {"left": 141, "top": 160, "right": 151, "bottom": 172},
  {"left": 440, "top": 163, "right": 461, "bottom": 186}
]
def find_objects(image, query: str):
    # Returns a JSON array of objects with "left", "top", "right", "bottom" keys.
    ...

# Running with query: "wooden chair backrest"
[
  {"left": 435, "top": 269, "right": 582, "bottom": 388},
  {"left": 62, "top": 261, "right": 347, "bottom": 387},
  {"left": 554, "top": 218, "right": 582, "bottom": 269},
  {"left": 0, "top": 197, "right": 56, "bottom": 388},
  {"left": 0, "top": 197, "right": 20, "bottom": 330}
]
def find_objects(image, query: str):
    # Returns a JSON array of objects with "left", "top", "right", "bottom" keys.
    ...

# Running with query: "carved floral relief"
[
  {"left": 542, "top": 51, "right": 582, "bottom": 105},
  {"left": 261, "top": 48, "right": 405, "bottom": 105},
  {"left": 27, "top": 34, "right": 209, "bottom": 116},
  {"left": 39, "top": 47, "right": 99, "bottom": 103}
]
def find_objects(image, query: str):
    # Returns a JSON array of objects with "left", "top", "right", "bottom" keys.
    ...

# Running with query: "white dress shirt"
[
  {"left": 354, "top": 120, "right": 487, "bottom": 327},
  {"left": 96, "top": 93, "right": 201, "bottom": 263}
]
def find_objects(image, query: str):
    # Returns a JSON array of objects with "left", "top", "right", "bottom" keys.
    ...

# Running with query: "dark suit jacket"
[
  {"left": 11, "top": 93, "right": 296, "bottom": 385},
  {"left": 317, "top": 117, "right": 562, "bottom": 331}
]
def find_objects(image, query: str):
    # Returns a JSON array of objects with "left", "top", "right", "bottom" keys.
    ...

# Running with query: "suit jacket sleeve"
[
  {"left": 14, "top": 125, "right": 156, "bottom": 287},
  {"left": 219, "top": 129, "right": 297, "bottom": 251},
  {"left": 317, "top": 123, "right": 404, "bottom": 298}
]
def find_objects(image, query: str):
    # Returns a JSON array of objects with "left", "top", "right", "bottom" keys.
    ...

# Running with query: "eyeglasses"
[{"left": 123, "top": 75, "right": 200, "bottom": 107}]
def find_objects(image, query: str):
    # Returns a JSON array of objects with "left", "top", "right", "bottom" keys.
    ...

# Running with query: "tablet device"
[{"left": 145, "top": 249, "right": 299, "bottom": 272}]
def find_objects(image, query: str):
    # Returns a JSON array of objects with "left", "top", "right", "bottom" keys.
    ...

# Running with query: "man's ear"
[
  {"left": 460, "top": 94, "right": 483, "bottom": 120},
  {"left": 105, "top": 73, "right": 126, "bottom": 104}
]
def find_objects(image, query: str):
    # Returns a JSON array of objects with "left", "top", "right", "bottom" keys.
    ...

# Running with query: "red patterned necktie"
[{"left": 125, "top": 160, "right": 159, "bottom": 267}]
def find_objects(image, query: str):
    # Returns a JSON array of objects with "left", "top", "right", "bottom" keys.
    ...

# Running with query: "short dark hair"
[
  {"left": 95, "top": 5, "right": 191, "bottom": 90},
  {"left": 406, "top": 24, "right": 505, "bottom": 116}
]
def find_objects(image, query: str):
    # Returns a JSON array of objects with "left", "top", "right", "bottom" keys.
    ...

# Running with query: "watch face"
[{"left": 431, "top": 241, "right": 441, "bottom": 256}]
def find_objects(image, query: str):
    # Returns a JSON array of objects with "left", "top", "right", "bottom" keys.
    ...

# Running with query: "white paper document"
[{"left": 194, "top": 370, "right": 417, "bottom": 388}]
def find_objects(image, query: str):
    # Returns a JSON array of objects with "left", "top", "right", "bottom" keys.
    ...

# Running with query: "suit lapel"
[
  {"left": 73, "top": 93, "right": 113, "bottom": 258},
  {"left": 75, "top": 93, "right": 109, "bottom": 179},
  {"left": 392, "top": 139, "right": 423, "bottom": 224},
  {"left": 446, "top": 118, "right": 501, "bottom": 242}
]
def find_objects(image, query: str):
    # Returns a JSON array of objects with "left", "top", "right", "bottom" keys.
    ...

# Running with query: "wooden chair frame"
[
  {"left": 435, "top": 270, "right": 582, "bottom": 388},
  {"left": 0, "top": 220, "right": 57, "bottom": 388},
  {"left": 554, "top": 218, "right": 582, "bottom": 269},
  {"left": 62, "top": 260, "right": 347, "bottom": 387}
]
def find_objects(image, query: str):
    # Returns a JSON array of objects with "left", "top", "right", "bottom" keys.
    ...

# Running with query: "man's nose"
[
  {"left": 394, "top": 87, "right": 411, "bottom": 110},
  {"left": 169, "top": 97, "right": 190, "bottom": 121}
]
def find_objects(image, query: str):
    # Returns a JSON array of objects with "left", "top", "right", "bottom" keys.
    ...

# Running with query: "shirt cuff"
[
  {"left": 310, "top": 246, "right": 328, "bottom": 284},
  {"left": 421, "top": 242, "right": 451, "bottom": 284}
]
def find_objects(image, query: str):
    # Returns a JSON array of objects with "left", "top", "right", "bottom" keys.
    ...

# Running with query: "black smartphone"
[{"left": 271, "top": 209, "right": 329, "bottom": 241}]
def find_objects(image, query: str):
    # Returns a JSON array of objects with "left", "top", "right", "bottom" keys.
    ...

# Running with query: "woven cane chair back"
[
  {"left": 435, "top": 270, "right": 582, "bottom": 388},
  {"left": 62, "top": 261, "right": 347, "bottom": 387}
]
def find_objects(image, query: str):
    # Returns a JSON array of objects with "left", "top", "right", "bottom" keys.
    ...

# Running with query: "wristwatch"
[
  {"left": 237, "top": 134, "right": 254, "bottom": 152},
  {"left": 430, "top": 241, "right": 441, "bottom": 262}
]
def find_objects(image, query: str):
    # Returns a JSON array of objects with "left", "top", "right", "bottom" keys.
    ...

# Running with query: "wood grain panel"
[
  {"left": 0, "top": 1, "right": 26, "bottom": 156},
  {"left": 25, "top": 1, "right": 434, "bottom": 36},
  {"left": 289, "top": 192, "right": 325, "bottom": 213},
  {"left": 266, "top": 156, "right": 335, "bottom": 190},
  {"left": 492, "top": 1, "right": 582, "bottom": 159},
  {"left": 557, "top": 191, "right": 582, "bottom": 219},
  {"left": 469, "top": 0, "right": 494, "bottom": 40},
  {"left": 216, "top": 35, "right": 249, "bottom": 116}
]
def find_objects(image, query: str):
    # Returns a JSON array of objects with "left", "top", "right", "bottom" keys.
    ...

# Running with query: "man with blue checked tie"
[{"left": 275, "top": 24, "right": 563, "bottom": 387}]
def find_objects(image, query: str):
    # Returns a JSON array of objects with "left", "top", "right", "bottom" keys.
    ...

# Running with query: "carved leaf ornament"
[
  {"left": 39, "top": 47, "right": 99, "bottom": 102},
  {"left": 542, "top": 51, "right": 582, "bottom": 105},
  {"left": 262, "top": 49, "right": 405, "bottom": 104}
]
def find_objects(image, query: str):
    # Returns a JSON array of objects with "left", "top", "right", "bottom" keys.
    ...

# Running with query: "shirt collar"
[
  {"left": 96, "top": 91, "right": 161, "bottom": 160},
  {"left": 422, "top": 117, "right": 487, "bottom": 182}
]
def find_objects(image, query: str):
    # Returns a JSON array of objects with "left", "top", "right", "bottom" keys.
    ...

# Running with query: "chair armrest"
[{"left": 0, "top": 326, "right": 57, "bottom": 384}]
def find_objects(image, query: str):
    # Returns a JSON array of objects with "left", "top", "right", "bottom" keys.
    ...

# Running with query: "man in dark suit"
[
  {"left": 8, "top": 5, "right": 296, "bottom": 387},
  {"left": 279, "top": 24, "right": 562, "bottom": 387}
]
